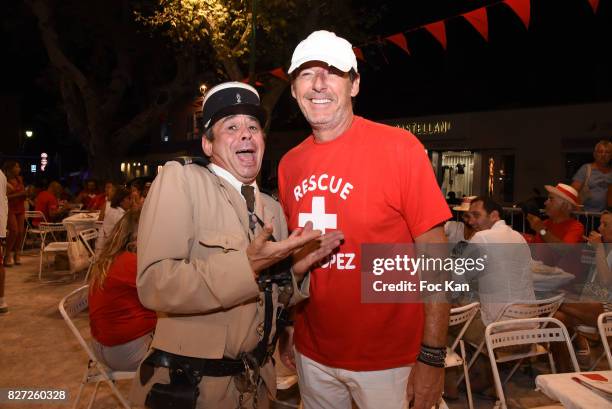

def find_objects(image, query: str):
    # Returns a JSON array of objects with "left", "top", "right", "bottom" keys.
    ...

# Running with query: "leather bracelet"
[{"left": 417, "top": 344, "right": 446, "bottom": 368}]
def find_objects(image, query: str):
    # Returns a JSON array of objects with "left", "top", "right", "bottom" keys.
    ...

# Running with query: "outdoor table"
[
  {"left": 62, "top": 212, "right": 100, "bottom": 232},
  {"left": 535, "top": 371, "right": 612, "bottom": 408}
]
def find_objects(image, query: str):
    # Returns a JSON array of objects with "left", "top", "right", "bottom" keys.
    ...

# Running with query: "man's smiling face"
[{"left": 291, "top": 61, "right": 360, "bottom": 136}]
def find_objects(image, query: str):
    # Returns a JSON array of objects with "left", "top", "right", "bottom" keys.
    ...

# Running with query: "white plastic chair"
[
  {"left": 38, "top": 222, "right": 69, "bottom": 281},
  {"left": 598, "top": 311, "right": 612, "bottom": 369},
  {"left": 78, "top": 228, "right": 98, "bottom": 283},
  {"left": 460, "top": 293, "right": 565, "bottom": 386},
  {"left": 59, "top": 285, "right": 133, "bottom": 409},
  {"left": 485, "top": 317, "right": 579, "bottom": 409},
  {"left": 570, "top": 270, "right": 612, "bottom": 370},
  {"left": 21, "top": 210, "right": 47, "bottom": 252},
  {"left": 446, "top": 302, "right": 479, "bottom": 409}
]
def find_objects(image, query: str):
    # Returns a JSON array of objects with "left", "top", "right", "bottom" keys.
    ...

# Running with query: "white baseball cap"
[{"left": 288, "top": 30, "right": 358, "bottom": 75}]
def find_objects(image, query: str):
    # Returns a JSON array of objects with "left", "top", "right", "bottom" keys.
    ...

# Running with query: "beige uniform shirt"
[{"left": 131, "top": 161, "right": 309, "bottom": 407}]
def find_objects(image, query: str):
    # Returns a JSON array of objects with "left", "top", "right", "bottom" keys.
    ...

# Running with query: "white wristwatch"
[{"left": 539, "top": 228, "right": 547, "bottom": 236}]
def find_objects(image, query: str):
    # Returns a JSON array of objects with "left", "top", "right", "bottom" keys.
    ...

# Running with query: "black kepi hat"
[{"left": 202, "top": 82, "right": 267, "bottom": 130}]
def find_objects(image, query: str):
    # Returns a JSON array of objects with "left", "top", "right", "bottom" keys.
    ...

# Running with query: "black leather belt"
[{"left": 142, "top": 349, "right": 250, "bottom": 378}]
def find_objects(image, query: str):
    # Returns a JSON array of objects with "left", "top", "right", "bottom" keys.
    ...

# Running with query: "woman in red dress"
[{"left": 2, "top": 161, "right": 26, "bottom": 266}]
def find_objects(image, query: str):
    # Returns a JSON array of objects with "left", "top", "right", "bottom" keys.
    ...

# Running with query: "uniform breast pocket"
[{"left": 198, "top": 229, "right": 245, "bottom": 253}]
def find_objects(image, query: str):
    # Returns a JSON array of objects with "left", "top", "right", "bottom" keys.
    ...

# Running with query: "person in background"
[
  {"left": 457, "top": 197, "right": 535, "bottom": 396},
  {"left": 553, "top": 210, "right": 612, "bottom": 371},
  {"left": 0, "top": 168, "right": 8, "bottom": 313},
  {"left": 128, "top": 179, "right": 145, "bottom": 210},
  {"left": 76, "top": 179, "right": 100, "bottom": 210},
  {"left": 95, "top": 187, "right": 132, "bottom": 255},
  {"left": 571, "top": 140, "right": 612, "bottom": 212},
  {"left": 88, "top": 209, "right": 157, "bottom": 371},
  {"left": 34, "top": 181, "right": 68, "bottom": 226},
  {"left": 2, "top": 161, "right": 26, "bottom": 267},
  {"left": 97, "top": 181, "right": 117, "bottom": 222},
  {"left": 527, "top": 183, "right": 587, "bottom": 282},
  {"left": 445, "top": 196, "right": 477, "bottom": 245},
  {"left": 24, "top": 184, "right": 37, "bottom": 211},
  {"left": 89, "top": 180, "right": 112, "bottom": 212}
]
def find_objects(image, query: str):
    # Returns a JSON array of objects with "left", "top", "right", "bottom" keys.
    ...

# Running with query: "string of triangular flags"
[{"left": 256, "top": 0, "right": 600, "bottom": 83}]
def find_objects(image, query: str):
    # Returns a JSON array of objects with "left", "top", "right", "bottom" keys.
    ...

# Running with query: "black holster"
[{"left": 145, "top": 363, "right": 200, "bottom": 409}]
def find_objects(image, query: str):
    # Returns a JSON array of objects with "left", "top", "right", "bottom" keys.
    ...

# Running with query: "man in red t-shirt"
[
  {"left": 278, "top": 31, "right": 451, "bottom": 409},
  {"left": 34, "top": 181, "right": 67, "bottom": 226},
  {"left": 528, "top": 183, "right": 586, "bottom": 280}
]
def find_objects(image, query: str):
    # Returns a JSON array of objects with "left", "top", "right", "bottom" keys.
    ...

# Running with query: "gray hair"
[{"left": 204, "top": 127, "right": 214, "bottom": 142}]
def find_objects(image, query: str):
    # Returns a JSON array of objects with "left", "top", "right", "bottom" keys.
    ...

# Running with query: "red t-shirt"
[
  {"left": 89, "top": 194, "right": 107, "bottom": 211},
  {"left": 533, "top": 218, "right": 584, "bottom": 244},
  {"left": 78, "top": 191, "right": 98, "bottom": 210},
  {"left": 34, "top": 190, "right": 59, "bottom": 225},
  {"left": 278, "top": 116, "right": 451, "bottom": 370},
  {"left": 89, "top": 252, "right": 157, "bottom": 346},
  {"left": 533, "top": 218, "right": 586, "bottom": 280}
]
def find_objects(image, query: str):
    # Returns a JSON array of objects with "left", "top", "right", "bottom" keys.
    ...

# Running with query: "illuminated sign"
[
  {"left": 395, "top": 121, "right": 452, "bottom": 136},
  {"left": 30, "top": 164, "right": 37, "bottom": 173},
  {"left": 40, "top": 152, "right": 48, "bottom": 171}
]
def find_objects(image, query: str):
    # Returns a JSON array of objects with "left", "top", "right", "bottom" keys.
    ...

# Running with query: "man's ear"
[
  {"left": 290, "top": 82, "right": 297, "bottom": 100},
  {"left": 491, "top": 210, "right": 501, "bottom": 222},
  {"left": 350, "top": 74, "right": 360, "bottom": 98},
  {"left": 202, "top": 137, "right": 212, "bottom": 157}
]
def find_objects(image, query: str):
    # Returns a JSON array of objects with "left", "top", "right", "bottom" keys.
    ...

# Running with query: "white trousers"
[{"left": 295, "top": 350, "right": 411, "bottom": 409}]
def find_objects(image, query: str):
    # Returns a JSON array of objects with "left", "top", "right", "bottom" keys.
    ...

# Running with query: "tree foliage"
[
  {"left": 25, "top": 0, "right": 201, "bottom": 180},
  {"left": 135, "top": 0, "right": 380, "bottom": 79},
  {"left": 135, "top": 0, "right": 382, "bottom": 129}
]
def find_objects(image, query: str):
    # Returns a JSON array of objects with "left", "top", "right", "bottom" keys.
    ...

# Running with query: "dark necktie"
[{"left": 241, "top": 184, "right": 256, "bottom": 231}]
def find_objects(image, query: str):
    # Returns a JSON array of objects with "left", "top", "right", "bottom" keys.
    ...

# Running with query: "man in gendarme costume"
[{"left": 131, "top": 81, "right": 343, "bottom": 409}]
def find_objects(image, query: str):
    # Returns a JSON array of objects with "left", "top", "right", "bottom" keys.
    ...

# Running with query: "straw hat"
[
  {"left": 544, "top": 183, "right": 581, "bottom": 207},
  {"left": 453, "top": 196, "right": 478, "bottom": 212}
]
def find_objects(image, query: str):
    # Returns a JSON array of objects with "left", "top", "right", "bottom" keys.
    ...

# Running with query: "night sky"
[{"left": 2, "top": 0, "right": 612, "bottom": 173}]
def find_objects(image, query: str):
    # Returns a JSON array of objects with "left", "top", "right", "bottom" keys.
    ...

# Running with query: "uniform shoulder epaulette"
[{"left": 172, "top": 156, "right": 209, "bottom": 167}]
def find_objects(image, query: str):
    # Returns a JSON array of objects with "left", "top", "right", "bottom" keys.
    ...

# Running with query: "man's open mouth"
[{"left": 236, "top": 148, "right": 256, "bottom": 164}]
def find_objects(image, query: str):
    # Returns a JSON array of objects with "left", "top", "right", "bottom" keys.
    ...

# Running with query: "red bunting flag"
[
  {"left": 504, "top": 0, "right": 531, "bottom": 29},
  {"left": 385, "top": 33, "right": 410, "bottom": 55},
  {"left": 463, "top": 8, "right": 489, "bottom": 41},
  {"left": 588, "top": 0, "right": 599, "bottom": 13},
  {"left": 353, "top": 47, "right": 365, "bottom": 61},
  {"left": 424, "top": 21, "right": 447, "bottom": 50},
  {"left": 269, "top": 67, "right": 289, "bottom": 81}
]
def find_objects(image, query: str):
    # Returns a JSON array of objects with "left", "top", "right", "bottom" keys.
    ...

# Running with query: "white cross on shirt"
[{"left": 298, "top": 196, "right": 337, "bottom": 234}]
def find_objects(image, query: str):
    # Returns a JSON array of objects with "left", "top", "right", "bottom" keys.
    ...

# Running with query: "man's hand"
[
  {"left": 406, "top": 361, "right": 444, "bottom": 409},
  {"left": 527, "top": 214, "right": 544, "bottom": 231},
  {"left": 292, "top": 229, "right": 344, "bottom": 280},
  {"left": 586, "top": 230, "right": 603, "bottom": 246},
  {"left": 278, "top": 326, "right": 296, "bottom": 370},
  {"left": 247, "top": 221, "right": 322, "bottom": 277}
]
